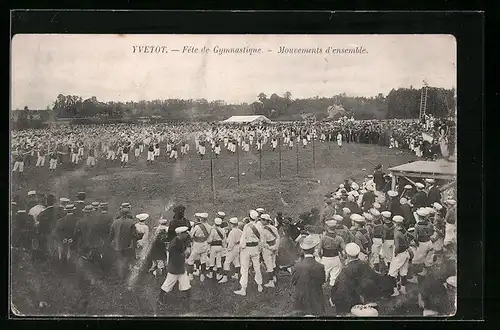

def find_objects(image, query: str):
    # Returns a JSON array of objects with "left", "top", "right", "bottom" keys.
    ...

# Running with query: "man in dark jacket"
[
  {"left": 426, "top": 179, "right": 441, "bottom": 206},
  {"left": 411, "top": 183, "right": 428, "bottom": 209},
  {"left": 36, "top": 194, "right": 58, "bottom": 258},
  {"left": 167, "top": 204, "right": 192, "bottom": 242},
  {"left": 373, "top": 164, "right": 385, "bottom": 192},
  {"left": 109, "top": 209, "right": 137, "bottom": 280},
  {"left": 400, "top": 198, "right": 415, "bottom": 229},
  {"left": 158, "top": 226, "right": 192, "bottom": 311},
  {"left": 291, "top": 235, "right": 326, "bottom": 316}
]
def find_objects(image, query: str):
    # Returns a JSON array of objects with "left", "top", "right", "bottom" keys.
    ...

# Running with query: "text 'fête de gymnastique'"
[{"left": 132, "top": 45, "right": 368, "bottom": 55}]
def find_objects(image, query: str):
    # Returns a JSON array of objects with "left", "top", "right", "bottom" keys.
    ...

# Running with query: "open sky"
[{"left": 11, "top": 34, "right": 456, "bottom": 109}]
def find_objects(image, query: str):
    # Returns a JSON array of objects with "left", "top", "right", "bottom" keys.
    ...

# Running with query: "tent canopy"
[
  {"left": 388, "top": 160, "right": 456, "bottom": 190},
  {"left": 222, "top": 115, "right": 272, "bottom": 124}
]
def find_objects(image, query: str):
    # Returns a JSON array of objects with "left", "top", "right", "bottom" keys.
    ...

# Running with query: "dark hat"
[
  {"left": 46, "top": 194, "right": 56, "bottom": 206},
  {"left": 375, "top": 164, "right": 382, "bottom": 170},
  {"left": 173, "top": 204, "right": 186, "bottom": 213},
  {"left": 77, "top": 192, "right": 86, "bottom": 200}
]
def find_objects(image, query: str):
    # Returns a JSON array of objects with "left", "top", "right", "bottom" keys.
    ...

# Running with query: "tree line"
[{"left": 13, "top": 86, "right": 455, "bottom": 128}]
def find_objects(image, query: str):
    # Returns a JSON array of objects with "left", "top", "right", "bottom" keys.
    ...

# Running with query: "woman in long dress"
[{"left": 438, "top": 125, "right": 449, "bottom": 159}]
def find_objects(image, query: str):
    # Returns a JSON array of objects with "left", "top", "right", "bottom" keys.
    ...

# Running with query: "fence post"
[
  {"left": 296, "top": 138, "right": 299, "bottom": 175},
  {"left": 210, "top": 145, "right": 215, "bottom": 203},
  {"left": 312, "top": 136, "right": 315, "bottom": 173},
  {"left": 237, "top": 141, "right": 240, "bottom": 186},
  {"left": 259, "top": 144, "right": 262, "bottom": 180},
  {"left": 278, "top": 137, "right": 282, "bottom": 178}
]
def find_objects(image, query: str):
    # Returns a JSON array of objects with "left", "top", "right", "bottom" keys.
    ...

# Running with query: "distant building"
[{"left": 222, "top": 115, "right": 272, "bottom": 124}]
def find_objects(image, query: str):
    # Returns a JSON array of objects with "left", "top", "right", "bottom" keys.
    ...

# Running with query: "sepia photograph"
[{"left": 10, "top": 34, "right": 457, "bottom": 317}]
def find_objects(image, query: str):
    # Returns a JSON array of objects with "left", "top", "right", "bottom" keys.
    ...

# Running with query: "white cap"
[
  {"left": 370, "top": 209, "right": 380, "bottom": 217},
  {"left": 350, "top": 213, "right": 361, "bottom": 221},
  {"left": 387, "top": 190, "right": 398, "bottom": 197},
  {"left": 363, "top": 213, "right": 374, "bottom": 221},
  {"left": 433, "top": 202, "right": 443, "bottom": 210},
  {"left": 261, "top": 214, "right": 271, "bottom": 221},
  {"left": 444, "top": 199, "right": 457, "bottom": 206},
  {"left": 416, "top": 208, "right": 430, "bottom": 217},
  {"left": 28, "top": 190, "right": 37, "bottom": 196},
  {"left": 373, "top": 202, "right": 381, "bottom": 209},
  {"left": 353, "top": 215, "right": 366, "bottom": 223},
  {"left": 249, "top": 210, "right": 259, "bottom": 220},
  {"left": 446, "top": 276, "right": 457, "bottom": 288},
  {"left": 381, "top": 211, "right": 392, "bottom": 218},
  {"left": 351, "top": 305, "right": 379, "bottom": 317},
  {"left": 217, "top": 211, "right": 226, "bottom": 217},
  {"left": 399, "top": 198, "right": 408, "bottom": 205},
  {"left": 392, "top": 215, "right": 404, "bottom": 223},
  {"left": 200, "top": 213, "right": 209, "bottom": 219},
  {"left": 326, "top": 220, "right": 337, "bottom": 227},
  {"left": 59, "top": 197, "right": 70, "bottom": 203},
  {"left": 256, "top": 208, "right": 265, "bottom": 213},
  {"left": 339, "top": 184, "right": 345, "bottom": 188},
  {"left": 345, "top": 242, "right": 361, "bottom": 257},
  {"left": 426, "top": 207, "right": 436, "bottom": 214},
  {"left": 229, "top": 217, "right": 238, "bottom": 224},
  {"left": 343, "top": 207, "right": 351, "bottom": 214},
  {"left": 299, "top": 235, "right": 320, "bottom": 250},
  {"left": 175, "top": 226, "right": 189, "bottom": 234},
  {"left": 404, "top": 184, "right": 412, "bottom": 189},
  {"left": 333, "top": 214, "right": 344, "bottom": 222},
  {"left": 416, "top": 183, "right": 425, "bottom": 189},
  {"left": 135, "top": 213, "right": 149, "bottom": 222},
  {"left": 425, "top": 178, "right": 435, "bottom": 183},
  {"left": 214, "top": 217, "right": 223, "bottom": 225}
]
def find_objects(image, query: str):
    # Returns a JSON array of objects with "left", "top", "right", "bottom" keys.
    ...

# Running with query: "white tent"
[{"left": 222, "top": 115, "right": 272, "bottom": 124}]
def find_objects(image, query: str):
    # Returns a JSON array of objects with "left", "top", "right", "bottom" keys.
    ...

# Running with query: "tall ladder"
[{"left": 419, "top": 80, "right": 429, "bottom": 121}]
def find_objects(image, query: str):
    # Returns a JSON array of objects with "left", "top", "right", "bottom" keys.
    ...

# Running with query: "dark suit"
[
  {"left": 411, "top": 191, "right": 428, "bottom": 209},
  {"left": 427, "top": 186, "right": 441, "bottom": 206},
  {"left": 401, "top": 204, "right": 415, "bottom": 229},
  {"left": 291, "top": 256, "right": 326, "bottom": 315},
  {"left": 167, "top": 217, "right": 192, "bottom": 242},
  {"left": 331, "top": 259, "right": 388, "bottom": 314},
  {"left": 373, "top": 170, "right": 385, "bottom": 191}
]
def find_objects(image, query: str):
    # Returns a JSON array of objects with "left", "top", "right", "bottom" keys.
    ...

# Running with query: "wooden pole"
[
  {"left": 312, "top": 135, "right": 316, "bottom": 173},
  {"left": 210, "top": 145, "right": 215, "bottom": 203},
  {"left": 278, "top": 137, "right": 282, "bottom": 178},
  {"left": 259, "top": 144, "right": 262, "bottom": 180},
  {"left": 237, "top": 141, "right": 240, "bottom": 186},
  {"left": 296, "top": 138, "right": 299, "bottom": 175}
]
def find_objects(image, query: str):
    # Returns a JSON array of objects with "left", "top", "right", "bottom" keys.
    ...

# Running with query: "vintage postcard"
[{"left": 10, "top": 34, "right": 457, "bottom": 317}]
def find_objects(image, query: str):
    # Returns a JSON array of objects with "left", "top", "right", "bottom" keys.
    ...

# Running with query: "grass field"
[{"left": 11, "top": 140, "right": 430, "bottom": 317}]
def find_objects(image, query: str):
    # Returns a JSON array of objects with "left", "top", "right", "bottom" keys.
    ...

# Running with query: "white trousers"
[
  {"left": 239, "top": 246, "right": 262, "bottom": 288},
  {"left": 121, "top": 153, "right": 129, "bottom": 162},
  {"left": 86, "top": 156, "right": 96, "bottom": 166},
  {"left": 370, "top": 238, "right": 383, "bottom": 266},
  {"left": 161, "top": 272, "right": 191, "bottom": 292},
  {"left": 170, "top": 150, "right": 178, "bottom": 159},
  {"left": 186, "top": 242, "right": 209, "bottom": 265},
  {"left": 199, "top": 146, "right": 206, "bottom": 155},
  {"left": 13, "top": 161, "right": 24, "bottom": 172},
  {"left": 154, "top": 148, "right": 160, "bottom": 156},
  {"left": 49, "top": 158, "right": 57, "bottom": 169},
  {"left": 36, "top": 156, "right": 46, "bottom": 167},
  {"left": 135, "top": 148, "right": 140, "bottom": 157},
  {"left": 321, "top": 256, "right": 343, "bottom": 286},
  {"left": 388, "top": 250, "right": 410, "bottom": 278},
  {"left": 223, "top": 246, "right": 241, "bottom": 270},
  {"left": 147, "top": 151, "right": 155, "bottom": 161},
  {"left": 107, "top": 150, "right": 116, "bottom": 160},
  {"left": 139, "top": 144, "right": 144, "bottom": 153},
  {"left": 262, "top": 248, "right": 277, "bottom": 272},
  {"left": 412, "top": 241, "right": 434, "bottom": 267},
  {"left": 208, "top": 245, "right": 223, "bottom": 269},
  {"left": 382, "top": 239, "right": 395, "bottom": 263},
  {"left": 444, "top": 223, "right": 456, "bottom": 246},
  {"left": 71, "top": 153, "right": 79, "bottom": 163}
]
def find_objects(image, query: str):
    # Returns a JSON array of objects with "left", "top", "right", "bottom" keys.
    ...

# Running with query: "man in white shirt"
[
  {"left": 219, "top": 217, "right": 242, "bottom": 284},
  {"left": 234, "top": 210, "right": 264, "bottom": 296}
]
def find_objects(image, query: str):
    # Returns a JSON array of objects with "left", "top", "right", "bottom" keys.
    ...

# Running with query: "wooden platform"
[{"left": 388, "top": 160, "right": 456, "bottom": 180}]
